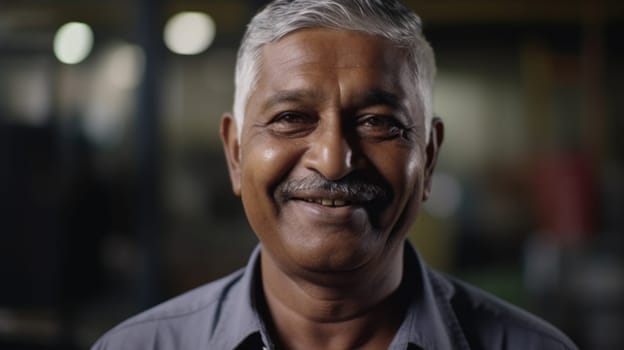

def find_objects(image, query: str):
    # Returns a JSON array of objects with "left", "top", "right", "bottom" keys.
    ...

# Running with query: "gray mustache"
[{"left": 277, "top": 175, "right": 390, "bottom": 203}]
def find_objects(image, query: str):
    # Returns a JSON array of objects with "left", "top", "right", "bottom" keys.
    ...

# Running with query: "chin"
[{"left": 278, "top": 228, "right": 385, "bottom": 274}]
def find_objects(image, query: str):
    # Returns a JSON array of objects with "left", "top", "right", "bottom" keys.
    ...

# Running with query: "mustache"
[{"left": 276, "top": 174, "right": 390, "bottom": 203}]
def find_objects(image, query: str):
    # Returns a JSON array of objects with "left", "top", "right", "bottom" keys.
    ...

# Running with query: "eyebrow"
[
  {"left": 260, "top": 88, "right": 408, "bottom": 114},
  {"left": 261, "top": 89, "right": 318, "bottom": 113},
  {"left": 356, "top": 89, "right": 405, "bottom": 111}
]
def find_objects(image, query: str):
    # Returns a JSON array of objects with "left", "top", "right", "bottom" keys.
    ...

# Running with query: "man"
[{"left": 93, "top": 1, "right": 578, "bottom": 349}]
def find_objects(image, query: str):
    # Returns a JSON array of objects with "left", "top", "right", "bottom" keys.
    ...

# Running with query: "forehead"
[{"left": 249, "top": 28, "right": 416, "bottom": 108}]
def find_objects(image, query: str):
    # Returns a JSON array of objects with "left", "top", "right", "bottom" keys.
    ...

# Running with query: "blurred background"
[{"left": 1, "top": 0, "right": 623, "bottom": 349}]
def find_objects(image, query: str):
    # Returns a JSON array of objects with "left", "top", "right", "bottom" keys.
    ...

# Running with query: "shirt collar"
[
  {"left": 389, "top": 241, "right": 471, "bottom": 350},
  {"left": 217, "top": 242, "right": 470, "bottom": 350},
  {"left": 213, "top": 245, "right": 269, "bottom": 349}
]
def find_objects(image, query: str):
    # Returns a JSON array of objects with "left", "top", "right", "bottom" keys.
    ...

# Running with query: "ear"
[
  {"left": 220, "top": 113, "right": 242, "bottom": 196},
  {"left": 422, "top": 116, "right": 444, "bottom": 201}
]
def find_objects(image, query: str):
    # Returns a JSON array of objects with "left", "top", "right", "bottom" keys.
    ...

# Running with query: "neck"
[{"left": 259, "top": 243, "right": 406, "bottom": 350}]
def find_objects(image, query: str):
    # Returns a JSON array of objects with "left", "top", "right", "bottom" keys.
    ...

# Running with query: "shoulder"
[
  {"left": 429, "top": 270, "right": 578, "bottom": 350},
  {"left": 91, "top": 269, "right": 245, "bottom": 350}
]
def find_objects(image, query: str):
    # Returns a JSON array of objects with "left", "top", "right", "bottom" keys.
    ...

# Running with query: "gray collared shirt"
[{"left": 92, "top": 242, "right": 578, "bottom": 349}]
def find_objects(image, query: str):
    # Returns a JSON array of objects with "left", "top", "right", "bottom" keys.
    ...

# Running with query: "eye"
[
  {"left": 267, "top": 112, "right": 317, "bottom": 136},
  {"left": 356, "top": 115, "right": 406, "bottom": 140}
]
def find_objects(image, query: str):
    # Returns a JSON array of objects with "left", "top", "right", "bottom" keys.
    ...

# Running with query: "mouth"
[
  {"left": 275, "top": 174, "right": 391, "bottom": 211},
  {"left": 300, "top": 197, "right": 352, "bottom": 207}
]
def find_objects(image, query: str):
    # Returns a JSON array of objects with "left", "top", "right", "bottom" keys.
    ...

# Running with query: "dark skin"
[{"left": 221, "top": 29, "right": 444, "bottom": 349}]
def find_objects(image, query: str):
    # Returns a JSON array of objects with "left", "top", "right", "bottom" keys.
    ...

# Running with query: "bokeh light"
[
  {"left": 101, "top": 43, "right": 145, "bottom": 90},
  {"left": 164, "top": 12, "right": 215, "bottom": 55},
  {"left": 53, "top": 22, "right": 94, "bottom": 64}
]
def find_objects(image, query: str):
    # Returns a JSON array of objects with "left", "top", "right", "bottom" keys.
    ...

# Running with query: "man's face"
[{"left": 221, "top": 28, "right": 442, "bottom": 276}]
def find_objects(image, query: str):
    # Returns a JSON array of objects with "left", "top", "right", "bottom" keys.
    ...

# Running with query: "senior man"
[{"left": 93, "top": 1, "right": 578, "bottom": 349}]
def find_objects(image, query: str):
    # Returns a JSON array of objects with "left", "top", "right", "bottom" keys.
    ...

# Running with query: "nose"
[{"left": 303, "top": 118, "right": 354, "bottom": 181}]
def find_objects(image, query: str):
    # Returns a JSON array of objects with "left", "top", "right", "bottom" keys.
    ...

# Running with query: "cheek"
[
  {"left": 405, "top": 153, "right": 425, "bottom": 189},
  {"left": 239, "top": 138, "right": 301, "bottom": 219},
  {"left": 373, "top": 146, "right": 424, "bottom": 193},
  {"left": 245, "top": 147, "right": 279, "bottom": 179},
  {"left": 242, "top": 142, "right": 284, "bottom": 190},
  {"left": 400, "top": 151, "right": 427, "bottom": 206},
  {"left": 370, "top": 146, "right": 425, "bottom": 225}
]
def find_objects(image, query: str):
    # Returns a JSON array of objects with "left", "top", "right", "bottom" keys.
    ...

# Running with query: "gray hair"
[{"left": 233, "top": 0, "right": 436, "bottom": 139}]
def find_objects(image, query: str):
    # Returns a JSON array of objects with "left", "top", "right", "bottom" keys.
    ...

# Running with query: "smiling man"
[{"left": 93, "top": 1, "right": 578, "bottom": 349}]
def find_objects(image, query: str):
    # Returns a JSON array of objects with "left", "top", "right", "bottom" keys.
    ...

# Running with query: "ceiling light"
[
  {"left": 53, "top": 22, "right": 94, "bottom": 64},
  {"left": 164, "top": 12, "right": 215, "bottom": 55}
]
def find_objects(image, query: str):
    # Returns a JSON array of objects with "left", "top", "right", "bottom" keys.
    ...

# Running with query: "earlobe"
[
  {"left": 422, "top": 117, "right": 444, "bottom": 201},
  {"left": 220, "top": 113, "right": 242, "bottom": 196}
]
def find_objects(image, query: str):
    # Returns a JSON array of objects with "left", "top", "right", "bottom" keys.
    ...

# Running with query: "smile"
[{"left": 302, "top": 198, "right": 350, "bottom": 207}]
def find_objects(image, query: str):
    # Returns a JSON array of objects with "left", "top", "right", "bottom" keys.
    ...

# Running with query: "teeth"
[{"left": 303, "top": 199, "right": 350, "bottom": 207}]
